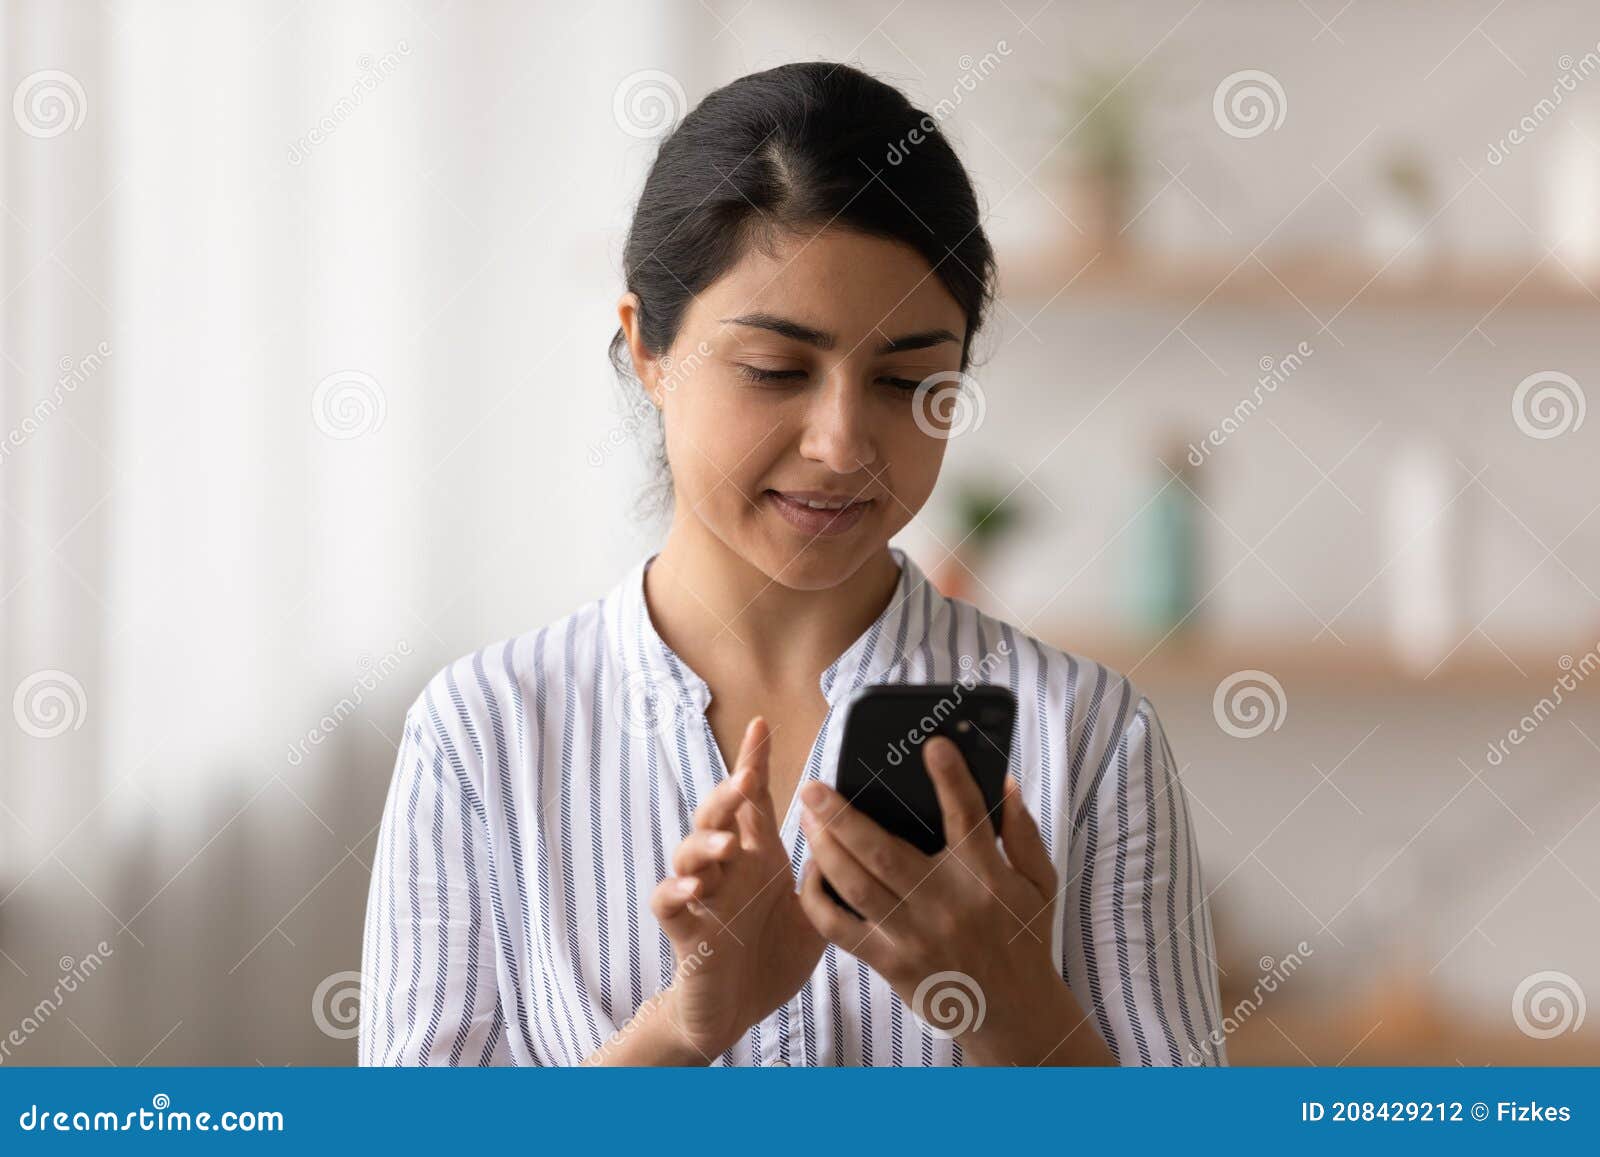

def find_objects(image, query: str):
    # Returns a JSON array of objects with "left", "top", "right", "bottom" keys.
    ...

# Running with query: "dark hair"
[{"left": 609, "top": 61, "right": 996, "bottom": 504}]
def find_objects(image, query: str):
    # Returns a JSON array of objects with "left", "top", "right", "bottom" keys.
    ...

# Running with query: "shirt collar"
[{"left": 605, "top": 546, "right": 940, "bottom": 712}]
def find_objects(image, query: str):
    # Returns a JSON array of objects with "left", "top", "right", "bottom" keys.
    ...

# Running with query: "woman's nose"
[{"left": 798, "top": 375, "right": 877, "bottom": 474}]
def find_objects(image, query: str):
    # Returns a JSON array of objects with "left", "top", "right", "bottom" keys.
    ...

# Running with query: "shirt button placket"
[{"left": 759, "top": 1006, "right": 792, "bottom": 1067}]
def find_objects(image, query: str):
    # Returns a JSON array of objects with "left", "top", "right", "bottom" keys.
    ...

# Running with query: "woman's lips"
[{"left": 764, "top": 490, "right": 873, "bottom": 537}]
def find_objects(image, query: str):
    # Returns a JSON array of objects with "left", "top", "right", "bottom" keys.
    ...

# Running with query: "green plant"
[
  {"left": 1382, "top": 150, "right": 1433, "bottom": 214},
  {"left": 1053, "top": 67, "right": 1141, "bottom": 185},
  {"left": 953, "top": 477, "right": 1023, "bottom": 554}
]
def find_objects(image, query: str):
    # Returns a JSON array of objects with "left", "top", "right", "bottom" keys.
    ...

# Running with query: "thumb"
[
  {"left": 1000, "top": 776, "right": 1056, "bottom": 902},
  {"left": 650, "top": 874, "right": 706, "bottom": 943}
]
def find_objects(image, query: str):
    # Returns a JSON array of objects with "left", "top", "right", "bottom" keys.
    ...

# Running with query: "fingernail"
[
  {"left": 675, "top": 876, "right": 698, "bottom": 897},
  {"left": 709, "top": 831, "right": 735, "bottom": 853},
  {"left": 801, "top": 781, "right": 831, "bottom": 811}
]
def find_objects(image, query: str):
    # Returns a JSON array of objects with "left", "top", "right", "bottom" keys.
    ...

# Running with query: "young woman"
[{"left": 358, "top": 62, "right": 1224, "bottom": 1067}]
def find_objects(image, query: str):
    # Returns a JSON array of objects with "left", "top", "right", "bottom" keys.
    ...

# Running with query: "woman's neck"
[{"left": 643, "top": 516, "right": 902, "bottom": 693}]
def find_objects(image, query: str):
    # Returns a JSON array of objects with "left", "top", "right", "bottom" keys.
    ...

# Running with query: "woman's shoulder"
[
  {"left": 949, "top": 598, "right": 1175, "bottom": 827},
  {"left": 398, "top": 588, "right": 618, "bottom": 770},
  {"left": 946, "top": 595, "right": 1154, "bottom": 710},
  {"left": 945, "top": 595, "right": 1166, "bottom": 756}
]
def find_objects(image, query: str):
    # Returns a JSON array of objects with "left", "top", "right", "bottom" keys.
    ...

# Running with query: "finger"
[
  {"left": 672, "top": 829, "right": 739, "bottom": 877},
  {"left": 799, "top": 809, "right": 901, "bottom": 926},
  {"left": 694, "top": 718, "right": 765, "bottom": 832},
  {"left": 649, "top": 875, "right": 705, "bottom": 939},
  {"left": 923, "top": 736, "right": 1002, "bottom": 868},
  {"left": 694, "top": 770, "right": 749, "bottom": 833},
  {"left": 797, "top": 858, "right": 893, "bottom": 961},
  {"left": 799, "top": 781, "right": 926, "bottom": 896},
  {"left": 999, "top": 776, "right": 1056, "bottom": 901},
  {"left": 684, "top": 861, "right": 725, "bottom": 898},
  {"left": 733, "top": 717, "right": 781, "bottom": 849}
]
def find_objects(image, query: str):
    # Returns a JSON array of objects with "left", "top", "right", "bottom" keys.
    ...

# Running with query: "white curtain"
[{"left": 2, "top": 0, "right": 685, "bottom": 1063}]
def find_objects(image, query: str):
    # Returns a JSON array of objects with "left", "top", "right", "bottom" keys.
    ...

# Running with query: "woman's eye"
[
  {"left": 736, "top": 364, "right": 807, "bottom": 384},
  {"left": 733, "top": 364, "right": 930, "bottom": 390}
]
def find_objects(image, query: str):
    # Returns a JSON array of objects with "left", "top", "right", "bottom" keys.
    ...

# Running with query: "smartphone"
[{"left": 821, "top": 682, "right": 1016, "bottom": 915}]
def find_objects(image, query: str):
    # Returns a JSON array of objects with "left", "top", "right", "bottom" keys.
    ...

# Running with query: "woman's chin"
[{"left": 744, "top": 534, "right": 886, "bottom": 593}]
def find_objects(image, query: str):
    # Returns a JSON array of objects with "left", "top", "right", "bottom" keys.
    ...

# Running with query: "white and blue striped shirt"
[{"left": 358, "top": 548, "right": 1226, "bottom": 1066}]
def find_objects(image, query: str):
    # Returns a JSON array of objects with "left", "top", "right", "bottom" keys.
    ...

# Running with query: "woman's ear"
[{"left": 616, "top": 292, "right": 664, "bottom": 408}]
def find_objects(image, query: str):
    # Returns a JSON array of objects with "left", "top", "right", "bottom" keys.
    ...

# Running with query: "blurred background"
[{"left": 2, "top": 0, "right": 1597, "bottom": 1065}]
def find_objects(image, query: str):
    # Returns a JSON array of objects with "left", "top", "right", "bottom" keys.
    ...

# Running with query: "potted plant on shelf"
[
  {"left": 1366, "top": 147, "right": 1437, "bottom": 280},
  {"left": 932, "top": 476, "right": 1024, "bottom": 603},
  {"left": 1053, "top": 66, "right": 1142, "bottom": 259}
]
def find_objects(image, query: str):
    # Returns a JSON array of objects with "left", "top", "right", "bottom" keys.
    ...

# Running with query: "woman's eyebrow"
[
  {"left": 718, "top": 312, "right": 835, "bottom": 349},
  {"left": 718, "top": 313, "right": 958, "bottom": 355},
  {"left": 874, "top": 328, "right": 959, "bottom": 354}
]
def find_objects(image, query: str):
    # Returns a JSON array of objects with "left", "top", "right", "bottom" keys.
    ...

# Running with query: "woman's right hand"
[{"left": 647, "top": 716, "right": 824, "bottom": 1060}]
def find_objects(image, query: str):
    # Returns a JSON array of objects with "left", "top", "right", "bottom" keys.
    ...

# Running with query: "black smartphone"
[{"left": 820, "top": 682, "right": 1016, "bottom": 915}]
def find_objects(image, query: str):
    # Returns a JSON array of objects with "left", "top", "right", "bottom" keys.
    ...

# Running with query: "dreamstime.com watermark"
[
  {"left": 12, "top": 669, "right": 88, "bottom": 739},
  {"left": 1188, "top": 340, "right": 1313, "bottom": 465},
  {"left": 1483, "top": 644, "right": 1599, "bottom": 767},
  {"left": 615, "top": 666, "right": 696, "bottom": 742},
  {"left": 0, "top": 941, "right": 114, "bottom": 1065},
  {"left": 585, "top": 940, "right": 717, "bottom": 1063},
  {"left": 588, "top": 341, "right": 712, "bottom": 467},
  {"left": 613, "top": 69, "right": 688, "bottom": 139},
  {"left": 912, "top": 970, "right": 987, "bottom": 1038},
  {"left": 1487, "top": 44, "right": 1600, "bottom": 165},
  {"left": 288, "top": 42, "right": 412, "bottom": 165},
  {"left": 312, "top": 969, "right": 371, "bottom": 1040},
  {"left": 12, "top": 69, "right": 86, "bottom": 138},
  {"left": 1213, "top": 69, "right": 1287, "bottom": 139},
  {"left": 17, "top": 1095, "right": 283, "bottom": 1134},
  {"left": 885, "top": 41, "right": 1012, "bottom": 166},
  {"left": 882, "top": 640, "right": 1012, "bottom": 768},
  {"left": 312, "top": 370, "right": 387, "bottom": 439},
  {"left": 1186, "top": 941, "right": 1313, "bottom": 1064},
  {"left": 1512, "top": 970, "right": 1586, "bottom": 1039},
  {"left": 1212, "top": 669, "right": 1288, "bottom": 739},
  {"left": 912, "top": 370, "right": 986, "bottom": 440},
  {"left": 1, "top": 342, "right": 112, "bottom": 465},
  {"left": 286, "top": 640, "right": 413, "bottom": 766},
  {"left": 1511, "top": 370, "right": 1585, "bottom": 439}
]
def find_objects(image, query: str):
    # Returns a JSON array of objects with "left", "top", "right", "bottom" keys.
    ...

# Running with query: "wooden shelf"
[
  {"left": 1000, "top": 246, "right": 1600, "bottom": 311},
  {"left": 1036, "top": 627, "right": 1591, "bottom": 693},
  {"left": 1227, "top": 993, "right": 1600, "bottom": 1066},
  {"left": 1209, "top": 956, "right": 1600, "bottom": 1064}
]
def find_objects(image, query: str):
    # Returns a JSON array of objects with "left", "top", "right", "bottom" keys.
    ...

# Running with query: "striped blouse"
[{"left": 357, "top": 547, "right": 1226, "bottom": 1066}]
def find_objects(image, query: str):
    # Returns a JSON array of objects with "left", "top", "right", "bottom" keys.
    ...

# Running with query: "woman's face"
[{"left": 626, "top": 227, "right": 969, "bottom": 591}]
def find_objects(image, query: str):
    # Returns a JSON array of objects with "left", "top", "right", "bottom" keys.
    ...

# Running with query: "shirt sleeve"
[
  {"left": 358, "top": 707, "right": 515, "bottom": 1066},
  {"left": 1060, "top": 691, "right": 1227, "bottom": 1065}
]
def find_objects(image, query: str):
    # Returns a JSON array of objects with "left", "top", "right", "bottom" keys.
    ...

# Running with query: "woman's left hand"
[{"left": 796, "top": 735, "right": 1112, "bottom": 1066}]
